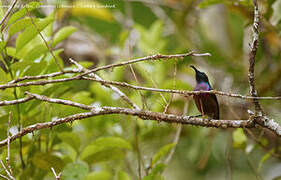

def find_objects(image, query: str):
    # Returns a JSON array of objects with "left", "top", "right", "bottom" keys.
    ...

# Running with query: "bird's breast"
[{"left": 194, "top": 82, "right": 210, "bottom": 91}]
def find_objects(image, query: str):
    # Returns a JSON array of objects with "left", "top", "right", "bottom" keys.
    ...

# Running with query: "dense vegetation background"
[{"left": 0, "top": 0, "right": 281, "bottom": 179}]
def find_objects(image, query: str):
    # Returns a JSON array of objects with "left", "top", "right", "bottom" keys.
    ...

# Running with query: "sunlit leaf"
[
  {"left": 71, "top": 1, "right": 114, "bottom": 22},
  {"left": 8, "top": 17, "right": 33, "bottom": 37},
  {"left": 52, "top": 26, "right": 77, "bottom": 47},
  {"left": 232, "top": 128, "right": 247, "bottom": 149},
  {"left": 0, "top": 1, "right": 4, "bottom": 22},
  {"left": 7, "top": 2, "right": 41, "bottom": 26},
  {"left": 85, "top": 171, "right": 112, "bottom": 180},
  {"left": 24, "top": 60, "right": 47, "bottom": 76},
  {"left": 23, "top": 44, "right": 48, "bottom": 61},
  {"left": 135, "top": 21, "right": 166, "bottom": 54},
  {"left": 198, "top": 0, "right": 226, "bottom": 8},
  {"left": 0, "top": 67, "right": 8, "bottom": 83},
  {"left": 118, "top": 171, "right": 131, "bottom": 180},
  {"left": 15, "top": 13, "right": 54, "bottom": 52}
]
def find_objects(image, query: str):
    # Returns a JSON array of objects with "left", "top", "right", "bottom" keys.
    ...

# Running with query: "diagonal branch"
[
  {"left": 0, "top": 96, "right": 34, "bottom": 106},
  {"left": 77, "top": 51, "right": 211, "bottom": 77},
  {"left": 69, "top": 58, "right": 140, "bottom": 110},
  {"left": 0, "top": 0, "right": 18, "bottom": 28}
]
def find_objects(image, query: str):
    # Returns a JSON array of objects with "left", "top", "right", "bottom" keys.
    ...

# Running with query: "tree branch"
[
  {"left": 0, "top": 96, "right": 34, "bottom": 106},
  {"left": 69, "top": 58, "right": 140, "bottom": 110},
  {"left": 248, "top": 0, "right": 263, "bottom": 114},
  {"left": 0, "top": 0, "right": 18, "bottom": 28}
]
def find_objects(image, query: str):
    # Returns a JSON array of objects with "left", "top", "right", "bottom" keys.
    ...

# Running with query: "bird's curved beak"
[{"left": 190, "top": 65, "right": 199, "bottom": 73}]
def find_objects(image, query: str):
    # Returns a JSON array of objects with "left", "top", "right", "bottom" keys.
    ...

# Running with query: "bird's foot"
[
  {"left": 187, "top": 115, "right": 202, "bottom": 120},
  {"left": 201, "top": 115, "right": 212, "bottom": 121}
]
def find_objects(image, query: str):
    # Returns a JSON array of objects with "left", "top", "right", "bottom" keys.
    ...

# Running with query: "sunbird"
[{"left": 190, "top": 65, "right": 219, "bottom": 119}]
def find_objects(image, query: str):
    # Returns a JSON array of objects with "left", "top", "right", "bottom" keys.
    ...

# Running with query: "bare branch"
[
  {"left": 8, "top": 70, "right": 78, "bottom": 84},
  {"left": 6, "top": 112, "right": 14, "bottom": 178},
  {"left": 0, "top": 91, "right": 280, "bottom": 148},
  {"left": 69, "top": 58, "right": 140, "bottom": 110},
  {"left": 0, "top": 160, "right": 14, "bottom": 180},
  {"left": 51, "top": 167, "right": 61, "bottom": 180},
  {"left": 83, "top": 77, "right": 281, "bottom": 100},
  {"left": 0, "top": 92, "right": 258, "bottom": 148},
  {"left": 0, "top": 106, "right": 256, "bottom": 147},
  {"left": 77, "top": 51, "right": 211, "bottom": 77},
  {"left": 248, "top": 0, "right": 263, "bottom": 114},
  {"left": 0, "top": 96, "right": 34, "bottom": 106},
  {"left": 0, "top": 174, "right": 9, "bottom": 180}
]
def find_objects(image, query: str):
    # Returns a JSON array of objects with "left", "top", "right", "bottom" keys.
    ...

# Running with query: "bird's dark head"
[{"left": 190, "top": 65, "right": 210, "bottom": 84}]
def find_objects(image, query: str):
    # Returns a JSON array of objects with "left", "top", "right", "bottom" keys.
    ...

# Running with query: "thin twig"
[
  {"left": 163, "top": 101, "right": 187, "bottom": 165},
  {"left": 0, "top": 160, "right": 13, "bottom": 180},
  {"left": 0, "top": 174, "right": 9, "bottom": 180},
  {"left": 8, "top": 70, "right": 78, "bottom": 84},
  {"left": 164, "top": 63, "right": 177, "bottom": 113},
  {"left": 83, "top": 77, "right": 281, "bottom": 100},
  {"left": 77, "top": 51, "right": 211, "bottom": 77},
  {"left": 69, "top": 58, "right": 140, "bottom": 109},
  {"left": 28, "top": 13, "right": 64, "bottom": 72},
  {"left": 51, "top": 167, "right": 61, "bottom": 180},
  {"left": 0, "top": 0, "right": 18, "bottom": 28},
  {"left": 248, "top": 0, "right": 263, "bottom": 114},
  {"left": 6, "top": 112, "right": 14, "bottom": 178},
  {"left": 0, "top": 96, "right": 34, "bottom": 106}
]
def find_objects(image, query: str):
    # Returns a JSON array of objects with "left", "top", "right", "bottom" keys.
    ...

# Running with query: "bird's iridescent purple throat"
[{"left": 190, "top": 65, "right": 220, "bottom": 119}]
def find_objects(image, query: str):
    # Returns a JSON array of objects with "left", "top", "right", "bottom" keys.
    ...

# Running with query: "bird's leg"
[{"left": 188, "top": 114, "right": 202, "bottom": 119}]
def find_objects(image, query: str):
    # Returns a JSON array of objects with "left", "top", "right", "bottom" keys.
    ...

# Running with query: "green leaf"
[
  {"left": 15, "top": 14, "right": 54, "bottom": 52},
  {"left": 142, "top": 174, "right": 165, "bottom": 180},
  {"left": 232, "top": 128, "right": 247, "bottom": 149},
  {"left": 0, "top": 67, "right": 8, "bottom": 83},
  {"left": 0, "top": 1, "right": 4, "bottom": 22},
  {"left": 24, "top": 60, "right": 47, "bottom": 76},
  {"left": 10, "top": 60, "right": 32, "bottom": 73},
  {"left": 72, "top": 91, "right": 93, "bottom": 105},
  {"left": 8, "top": 17, "right": 33, "bottom": 37},
  {"left": 85, "top": 171, "right": 112, "bottom": 180},
  {"left": 7, "top": 2, "right": 41, "bottom": 26},
  {"left": 23, "top": 44, "right": 48, "bottom": 61},
  {"left": 31, "top": 152, "right": 63, "bottom": 171},
  {"left": 57, "top": 132, "right": 81, "bottom": 153},
  {"left": 0, "top": 40, "right": 6, "bottom": 53},
  {"left": 271, "top": 0, "right": 281, "bottom": 25},
  {"left": 151, "top": 143, "right": 176, "bottom": 167},
  {"left": 52, "top": 26, "right": 77, "bottom": 47},
  {"left": 6, "top": 47, "right": 21, "bottom": 59},
  {"left": 258, "top": 149, "right": 273, "bottom": 171},
  {"left": 118, "top": 171, "right": 131, "bottom": 180},
  {"left": 92, "top": 137, "right": 132, "bottom": 150},
  {"left": 61, "top": 161, "right": 89, "bottom": 180},
  {"left": 135, "top": 21, "right": 166, "bottom": 54},
  {"left": 80, "top": 137, "right": 132, "bottom": 164},
  {"left": 198, "top": 0, "right": 225, "bottom": 8}
]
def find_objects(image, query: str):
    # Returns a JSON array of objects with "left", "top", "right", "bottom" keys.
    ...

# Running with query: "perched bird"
[{"left": 190, "top": 65, "right": 219, "bottom": 119}]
